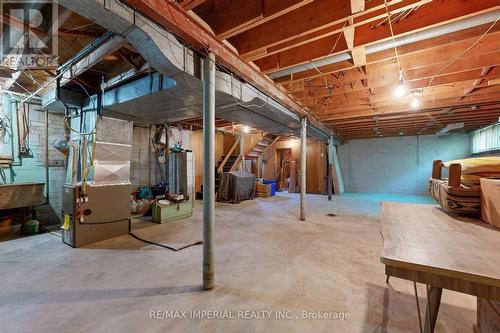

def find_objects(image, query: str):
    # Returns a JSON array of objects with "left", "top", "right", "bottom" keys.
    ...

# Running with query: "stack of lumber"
[{"left": 255, "top": 183, "right": 271, "bottom": 198}]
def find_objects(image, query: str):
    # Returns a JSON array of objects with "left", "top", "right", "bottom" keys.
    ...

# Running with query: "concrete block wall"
[
  {"left": 0, "top": 94, "right": 68, "bottom": 224},
  {"left": 337, "top": 134, "right": 471, "bottom": 195}
]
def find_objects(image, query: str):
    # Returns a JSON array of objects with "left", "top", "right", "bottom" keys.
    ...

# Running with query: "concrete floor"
[{"left": 0, "top": 193, "right": 475, "bottom": 332}]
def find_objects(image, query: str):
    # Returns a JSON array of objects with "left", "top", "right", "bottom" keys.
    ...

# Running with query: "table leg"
[{"left": 424, "top": 285, "right": 443, "bottom": 333}]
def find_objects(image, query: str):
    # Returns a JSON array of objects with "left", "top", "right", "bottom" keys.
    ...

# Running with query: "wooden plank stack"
[{"left": 255, "top": 183, "right": 271, "bottom": 198}]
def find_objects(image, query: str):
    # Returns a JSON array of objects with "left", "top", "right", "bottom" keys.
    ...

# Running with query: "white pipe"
[{"left": 269, "top": 10, "right": 500, "bottom": 79}]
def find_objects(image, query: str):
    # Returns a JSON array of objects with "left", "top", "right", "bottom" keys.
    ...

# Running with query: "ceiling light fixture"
[
  {"left": 394, "top": 69, "right": 408, "bottom": 98},
  {"left": 410, "top": 98, "right": 420, "bottom": 109},
  {"left": 394, "top": 81, "right": 407, "bottom": 98},
  {"left": 242, "top": 126, "right": 250, "bottom": 134}
]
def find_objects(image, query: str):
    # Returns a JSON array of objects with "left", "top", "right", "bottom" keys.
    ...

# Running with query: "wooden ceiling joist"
[
  {"left": 253, "top": 0, "right": 500, "bottom": 74},
  {"left": 178, "top": 0, "right": 206, "bottom": 11},
  {"left": 194, "top": 0, "right": 312, "bottom": 40},
  {"left": 228, "top": 0, "right": 415, "bottom": 58}
]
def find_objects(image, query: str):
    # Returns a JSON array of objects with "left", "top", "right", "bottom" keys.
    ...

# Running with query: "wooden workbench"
[{"left": 380, "top": 202, "right": 500, "bottom": 333}]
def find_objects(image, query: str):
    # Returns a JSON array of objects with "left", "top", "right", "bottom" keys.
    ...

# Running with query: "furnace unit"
[{"left": 61, "top": 115, "right": 133, "bottom": 247}]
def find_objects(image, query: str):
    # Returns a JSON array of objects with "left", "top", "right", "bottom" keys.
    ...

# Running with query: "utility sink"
[{"left": 0, "top": 182, "right": 46, "bottom": 210}]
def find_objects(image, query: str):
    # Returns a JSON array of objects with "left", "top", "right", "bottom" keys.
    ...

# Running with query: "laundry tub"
[{"left": 0, "top": 182, "right": 46, "bottom": 210}]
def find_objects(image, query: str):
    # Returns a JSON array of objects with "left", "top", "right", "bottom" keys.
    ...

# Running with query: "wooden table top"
[{"left": 380, "top": 202, "right": 500, "bottom": 288}]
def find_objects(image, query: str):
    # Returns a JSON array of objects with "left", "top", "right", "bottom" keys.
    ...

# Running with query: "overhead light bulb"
[
  {"left": 394, "top": 70, "right": 407, "bottom": 98},
  {"left": 242, "top": 126, "right": 250, "bottom": 133},
  {"left": 410, "top": 98, "right": 420, "bottom": 109},
  {"left": 394, "top": 81, "right": 407, "bottom": 98}
]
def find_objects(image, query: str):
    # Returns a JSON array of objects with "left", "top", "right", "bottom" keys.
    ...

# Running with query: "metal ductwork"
[
  {"left": 56, "top": 0, "right": 334, "bottom": 141},
  {"left": 269, "top": 10, "right": 500, "bottom": 79}
]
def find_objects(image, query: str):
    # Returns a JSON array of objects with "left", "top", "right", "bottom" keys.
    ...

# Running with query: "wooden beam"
[
  {"left": 0, "top": 13, "right": 45, "bottom": 38},
  {"left": 123, "top": 0, "right": 329, "bottom": 133},
  {"left": 276, "top": 27, "right": 500, "bottom": 97},
  {"left": 116, "top": 49, "right": 141, "bottom": 71},
  {"left": 343, "top": 25, "right": 355, "bottom": 49},
  {"left": 179, "top": 0, "right": 206, "bottom": 11},
  {"left": 350, "top": 47, "right": 366, "bottom": 67},
  {"left": 58, "top": 28, "right": 101, "bottom": 38},
  {"left": 245, "top": 0, "right": 430, "bottom": 62},
  {"left": 318, "top": 94, "right": 500, "bottom": 121},
  {"left": 229, "top": 0, "right": 403, "bottom": 57},
  {"left": 1, "top": 12, "right": 100, "bottom": 38},
  {"left": 351, "top": 0, "right": 365, "bottom": 14},
  {"left": 196, "top": 0, "right": 312, "bottom": 40},
  {"left": 253, "top": 0, "right": 500, "bottom": 73},
  {"left": 459, "top": 66, "right": 494, "bottom": 100}
]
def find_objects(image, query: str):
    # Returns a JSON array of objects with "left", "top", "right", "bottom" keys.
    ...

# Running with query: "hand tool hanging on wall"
[{"left": 17, "top": 102, "right": 30, "bottom": 156}]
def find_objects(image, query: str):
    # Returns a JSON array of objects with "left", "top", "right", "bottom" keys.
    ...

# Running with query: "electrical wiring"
[
  {"left": 81, "top": 131, "right": 96, "bottom": 194},
  {"left": 384, "top": 0, "right": 404, "bottom": 80},
  {"left": 61, "top": 79, "right": 98, "bottom": 194},
  {"left": 427, "top": 16, "right": 499, "bottom": 87}
]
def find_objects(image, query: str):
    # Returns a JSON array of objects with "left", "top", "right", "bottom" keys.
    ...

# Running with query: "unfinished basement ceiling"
[
  {"left": 48, "top": 0, "right": 331, "bottom": 141},
  {"left": 2, "top": 0, "right": 499, "bottom": 140},
  {"left": 185, "top": 0, "right": 500, "bottom": 139}
]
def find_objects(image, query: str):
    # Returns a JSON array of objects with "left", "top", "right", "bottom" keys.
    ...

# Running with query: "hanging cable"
[
  {"left": 384, "top": 0, "right": 403, "bottom": 76},
  {"left": 427, "top": 16, "right": 499, "bottom": 87},
  {"left": 129, "top": 232, "right": 203, "bottom": 251}
]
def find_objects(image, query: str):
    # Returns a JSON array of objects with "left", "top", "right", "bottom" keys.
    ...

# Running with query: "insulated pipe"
[
  {"left": 67, "top": 141, "right": 79, "bottom": 185},
  {"left": 269, "top": 10, "right": 500, "bottom": 79},
  {"left": 202, "top": 52, "right": 216, "bottom": 290},
  {"left": 300, "top": 117, "right": 307, "bottom": 221}
]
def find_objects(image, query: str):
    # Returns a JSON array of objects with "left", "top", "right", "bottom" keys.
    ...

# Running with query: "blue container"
[{"left": 262, "top": 180, "right": 277, "bottom": 196}]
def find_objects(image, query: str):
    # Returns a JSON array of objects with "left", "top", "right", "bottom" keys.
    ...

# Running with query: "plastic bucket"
[{"left": 22, "top": 220, "right": 39, "bottom": 234}]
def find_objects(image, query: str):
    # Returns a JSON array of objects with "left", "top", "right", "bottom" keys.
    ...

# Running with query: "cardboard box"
[{"left": 480, "top": 178, "right": 500, "bottom": 228}]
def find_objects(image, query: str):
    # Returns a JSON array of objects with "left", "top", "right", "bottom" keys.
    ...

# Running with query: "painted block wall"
[
  {"left": 0, "top": 94, "right": 68, "bottom": 224},
  {"left": 337, "top": 134, "right": 471, "bottom": 195}
]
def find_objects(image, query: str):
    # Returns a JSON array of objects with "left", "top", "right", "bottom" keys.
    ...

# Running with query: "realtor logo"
[{"left": 1, "top": 0, "right": 58, "bottom": 69}]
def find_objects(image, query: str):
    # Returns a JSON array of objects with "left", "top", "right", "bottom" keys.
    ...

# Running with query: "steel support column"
[
  {"left": 300, "top": 117, "right": 307, "bottom": 221},
  {"left": 202, "top": 53, "right": 215, "bottom": 290},
  {"left": 327, "top": 136, "right": 334, "bottom": 201}
]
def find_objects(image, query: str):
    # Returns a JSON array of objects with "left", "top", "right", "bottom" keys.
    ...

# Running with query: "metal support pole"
[
  {"left": 300, "top": 117, "right": 307, "bottom": 221},
  {"left": 202, "top": 52, "right": 216, "bottom": 290},
  {"left": 45, "top": 109, "right": 50, "bottom": 204},
  {"left": 327, "top": 136, "right": 334, "bottom": 201},
  {"left": 240, "top": 134, "right": 245, "bottom": 171}
]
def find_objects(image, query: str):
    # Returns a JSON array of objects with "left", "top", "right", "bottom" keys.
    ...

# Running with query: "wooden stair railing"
[
  {"left": 217, "top": 135, "right": 241, "bottom": 174},
  {"left": 229, "top": 154, "right": 243, "bottom": 172}
]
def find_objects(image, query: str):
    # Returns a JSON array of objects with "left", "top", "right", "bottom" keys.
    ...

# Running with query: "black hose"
[{"left": 128, "top": 232, "right": 202, "bottom": 252}]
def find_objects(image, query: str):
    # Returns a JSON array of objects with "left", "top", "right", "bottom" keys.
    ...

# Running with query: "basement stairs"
[
  {"left": 215, "top": 155, "right": 240, "bottom": 194},
  {"left": 245, "top": 134, "right": 279, "bottom": 160},
  {"left": 214, "top": 134, "right": 279, "bottom": 195}
]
